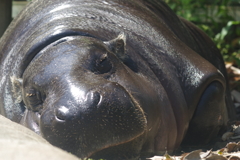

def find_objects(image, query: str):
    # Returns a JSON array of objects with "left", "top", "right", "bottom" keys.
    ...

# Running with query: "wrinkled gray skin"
[{"left": 0, "top": 0, "right": 235, "bottom": 159}]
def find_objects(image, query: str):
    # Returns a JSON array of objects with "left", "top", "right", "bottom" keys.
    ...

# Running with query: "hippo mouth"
[{"left": 21, "top": 82, "right": 147, "bottom": 159}]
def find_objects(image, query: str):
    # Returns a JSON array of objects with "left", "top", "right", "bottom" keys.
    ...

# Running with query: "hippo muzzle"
[{"left": 40, "top": 83, "right": 146, "bottom": 158}]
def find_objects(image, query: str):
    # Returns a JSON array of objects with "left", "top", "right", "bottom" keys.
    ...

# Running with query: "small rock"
[{"left": 222, "top": 132, "right": 234, "bottom": 141}]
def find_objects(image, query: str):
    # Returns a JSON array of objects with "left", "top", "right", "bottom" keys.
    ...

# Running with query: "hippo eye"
[
  {"left": 94, "top": 54, "right": 112, "bottom": 74},
  {"left": 25, "top": 89, "right": 43, "bottom": 111}
]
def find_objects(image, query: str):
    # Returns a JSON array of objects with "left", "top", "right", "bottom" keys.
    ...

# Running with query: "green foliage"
[
  {"left": 164, "top": 0, "right": 240, "bottom": 67},
  {"left": 215, "top": 21, "right": 240, "bottom": 65}
]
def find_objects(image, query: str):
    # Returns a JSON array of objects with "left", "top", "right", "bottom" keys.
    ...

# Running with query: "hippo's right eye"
[{"left": 93, "top": 54, "right": 112, "bottom": 74}]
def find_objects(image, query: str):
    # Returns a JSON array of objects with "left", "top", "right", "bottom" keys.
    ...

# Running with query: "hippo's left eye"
[
  {"left": 25, "top": 89, "right": 43, "bottom": 111},
  {"left": 94, "top": 54, "right": 112, "bottom": 74}
]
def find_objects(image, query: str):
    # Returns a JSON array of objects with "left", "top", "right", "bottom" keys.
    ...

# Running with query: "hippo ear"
[
  {"left": 104, "top": 33, "right": 138, "bottom": 72},
  {"left": 104, "top": 33, "right": 126, "bottom": 60},
  {"left": 10, "top": 76, "right": 23, "bottom": 104}
]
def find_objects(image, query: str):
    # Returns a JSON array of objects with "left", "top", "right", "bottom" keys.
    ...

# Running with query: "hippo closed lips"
[{"left": 0, "top": 0, "right": 235, "bottom": 159}]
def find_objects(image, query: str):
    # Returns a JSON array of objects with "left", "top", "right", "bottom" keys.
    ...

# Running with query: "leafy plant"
[
  {"left": 215, "top": 21, "right": 240, "bottom": 66},
  {"left": 164, "top": 0, "right": 240, "bottom": 67}
]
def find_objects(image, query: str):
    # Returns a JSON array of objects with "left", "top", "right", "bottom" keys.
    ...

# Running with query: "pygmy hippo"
[{"left": 0, "top": 0, "right": 235, "bottom": 159}]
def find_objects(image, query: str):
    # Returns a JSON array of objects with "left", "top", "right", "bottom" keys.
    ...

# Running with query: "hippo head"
[{"left": 12, "top": 34, "right": 162, "bottom": 159}]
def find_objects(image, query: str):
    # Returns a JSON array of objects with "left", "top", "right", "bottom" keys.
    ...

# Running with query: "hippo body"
[{"left": 0, "top": 0, "right": 235, "bottom": 159}]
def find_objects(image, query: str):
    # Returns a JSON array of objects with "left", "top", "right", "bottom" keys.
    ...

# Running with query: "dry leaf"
[
  {"left": 226, "top": 142, "right": 238, "bottom": 153},
  {"left": 200, "top": 149, "right": 212, "bottom": 159},
  {"left": 181, "top": 153, "right": 190, "bottom": 160},
  {"left": 218, "top": 148, "right": 226, "bottom": 155},
  {"left": 205, "top": 154, "right": 227, "bottom": 160},
  {"left": 183, "top": 149, "right": 202, "bottom": 160},
  {"left": 165, "top": 151, "right": 174, "bottom": 160},
  {"left": 229, "top": 156, "right": 240, "bottom": 160}
]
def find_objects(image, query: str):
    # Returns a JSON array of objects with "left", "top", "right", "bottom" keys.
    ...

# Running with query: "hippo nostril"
[
  {"left": 86, "top": 91, "right": 101, "bottom": 107},
  {"left": 55, "top": 106, "right": 69, "bottom": 121}
]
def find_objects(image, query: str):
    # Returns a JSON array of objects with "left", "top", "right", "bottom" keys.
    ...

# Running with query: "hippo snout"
[
  {"left": 39, "top": 83, "right": 147, "bottom": 158},
  {"left": 54, "top": 90, "right": 101, "bottom": 121},
  {"left": 54, "top": 105, "right": 70, "bottom": 121}
]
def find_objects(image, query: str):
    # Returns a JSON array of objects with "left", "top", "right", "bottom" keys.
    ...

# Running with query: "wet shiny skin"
[
  {"left": 0, "top": 0, "right": 234, "bottom": 159},
  {"left": 21, "top": 36, "right": 161, "bottom": 158}
]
